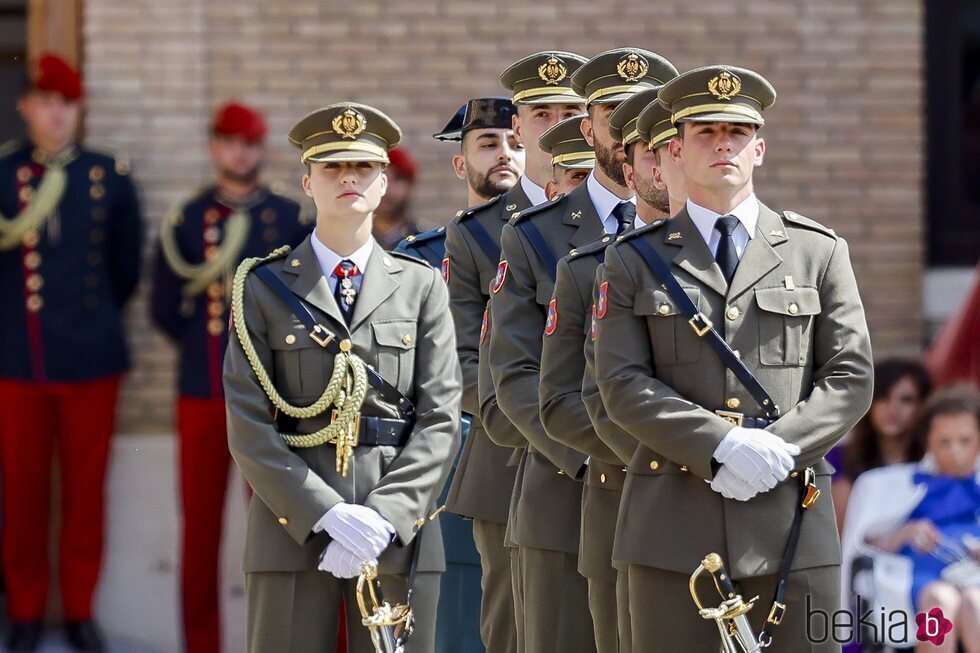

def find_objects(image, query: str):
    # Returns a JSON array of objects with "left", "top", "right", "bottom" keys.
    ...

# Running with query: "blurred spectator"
[
  {"left": 373, "top": 146, "right": 418, "bottom": 249},
  {"left": 830, "top": 359, "right": 933, "bottom": 532},
  {"left": 842, "top": 385, "right": 980, "bottom": 653},
  {"left": 925, "top": 263, "right": 980, "bottom": 387}
]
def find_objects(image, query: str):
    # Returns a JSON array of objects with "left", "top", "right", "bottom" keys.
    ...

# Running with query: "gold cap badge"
[
  {"left": 617, "top": 52, "right": 649, "bottom": 83},
  {"left": 332, "top": 108, "right": 367, "bottom": 139},
  {"left": 538, "top": 56, "right": 568, "bottom": 86},
  {"left": 708, "top": 70, "right": 742, "bottom": 101}
]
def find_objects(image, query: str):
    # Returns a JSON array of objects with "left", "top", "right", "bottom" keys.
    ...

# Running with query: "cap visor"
[
  {"left": 516, "top": 93, "right": 586, "bottom": 106},
  {"left": 305, "top": 151, "right": 390, "bottom": 164},
  {"left": 556, "top": 159, "right": 595, "bottom": 169},
  {"left": 678, "top": 111, "right": 763, "bottom": 126}
]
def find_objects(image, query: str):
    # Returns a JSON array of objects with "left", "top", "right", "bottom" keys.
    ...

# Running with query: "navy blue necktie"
[
  {"left": 612, "top": 201, "right": 636, "bottom": 235},
  {"left": 714, "top": 215, "right": 740, "bottom": 285},
  {"left": 333, "top": 259, "right": 358, "bottom": 325}
]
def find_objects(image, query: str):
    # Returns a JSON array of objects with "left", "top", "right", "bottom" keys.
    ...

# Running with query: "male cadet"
[
  {"left": 538, "top": 80, "right": 678, "bottom": 653},
  {"left": 224, "top": 102, "right": 461, "bottom": 652},
  {"left": 593, "top": 66, "right": 874, "bottom": 652},
  {"left": 485, "top": 48, "right": 676, "bottom": 653},
  {"left": 149, "top": 101, "right": 308, "bottom": 653},
  {"left": 0, "top": 53, "right": 142, "bottom": 653},
  {"left": 446, "top": 51, "right": 586, "bottom": 653},
  {"left": 538, "top": 114, "right": 595, "bottom": 200},
  {"left": 396, "top": 97, "right": 522, "bottom": 269}
]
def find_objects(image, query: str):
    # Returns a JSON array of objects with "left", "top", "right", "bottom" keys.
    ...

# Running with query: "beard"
[
  {"left": 633, "top": 173, "right": 670, "bottom": 214},
  {"left": 595, "top": 139, "right": 627, "bottom": 187},
  {"left": 219, "top": 164, "right": 261, "bottom": 186},
  {"left": 468, "top": 164, "right": 519, "bottom": 199}
]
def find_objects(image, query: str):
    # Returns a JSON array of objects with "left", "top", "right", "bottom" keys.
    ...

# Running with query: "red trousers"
[
  {"left": 0, "top": 376, "right": 120, "bottom": 621},
  {"left": 177, "top": 397, "right": 234, "bottom": 653}
]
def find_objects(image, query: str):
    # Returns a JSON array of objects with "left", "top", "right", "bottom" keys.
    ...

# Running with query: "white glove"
[
  {"left": 713, "top": 427, "right": 801, "bottom": 490},
  {"left": 315, "top": 503, "right": 395, "bottom": 560},
  {"left": 318, "top": 540, "right": 374, "bottom": 579},
  {"left": 710, "top": 465, "right": 760, "bottom": 501}
]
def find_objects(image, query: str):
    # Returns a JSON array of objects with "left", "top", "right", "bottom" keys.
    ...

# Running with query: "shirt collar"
[
  {"left": 520, "top": 175, "right": 548, "bottom": 207},
  {"left": 686, "top": 193, "right": 759, "bottom": 243},
  {"left": 310, "top": 231, "right": 376, "bottom": 278},
  {"left": 586, "top": 171, "right": 635, "bottom": 222}
]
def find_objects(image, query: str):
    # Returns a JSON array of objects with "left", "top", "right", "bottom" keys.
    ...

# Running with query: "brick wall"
[{"left": 82, "top": 0, "right": 925, "bottom": 434}]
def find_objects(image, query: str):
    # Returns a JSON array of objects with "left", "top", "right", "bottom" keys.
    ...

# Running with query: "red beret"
[
  {"left": 32, "top": 53, "right": 83, "bottom": 101},
  {"left": 386, "top": 147, "right": 417, "bottom": 182},
  {"left": 212, "top": 101, "right": 267, "bottom": 143}
]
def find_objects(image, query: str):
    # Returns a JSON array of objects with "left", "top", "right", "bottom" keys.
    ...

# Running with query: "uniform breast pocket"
[
  {"left": 633, "top": 287, "right": 702, "bottom": 365},
  {"left": 372, "top": 320, "right": 417, "bottom": 393},
  {"left": 754, "top": 286, "right": 821, "bottom": 366},
  {"left": 267, "top": 322, "right": 329, "bottom": 400}
]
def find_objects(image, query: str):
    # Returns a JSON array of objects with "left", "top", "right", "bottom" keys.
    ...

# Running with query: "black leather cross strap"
[
  {"left": 275, "top": 413, "right": 412, "bottom": 446},
  {"left": 253, "top": 266, "right": 415, "bottom": 420},
  {"left": 627, "top": 237, "right": 780, "bottom": 419},
  {"left": 517, "top": 220, "right": 559, "bottom": 281},
  {"left": 461, "top": 218, "right": 501, "bottom": 266}
]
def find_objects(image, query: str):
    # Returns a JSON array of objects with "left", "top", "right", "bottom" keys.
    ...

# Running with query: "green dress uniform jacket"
[
  {"left": 224, "top": 236, "right": 462, "bottom": 576},
  {"left": 593, "top": 204, "right": 874, "bottom": 579}
]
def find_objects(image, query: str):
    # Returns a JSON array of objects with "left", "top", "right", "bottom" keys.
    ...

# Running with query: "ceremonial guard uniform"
[
  {"left": 485, "top": 48, "right": 674, "bottom": 653},
  {"left": 539, "top": 83, "right": 675, "bottom": 653},
  {"left": 0, "top": 54, "right": 143, "bottom": 653},
  {"left": 149, "top": 102, "right": 309, "bottom": 653},
  {"left": 224, "top": 102, "right": 461, "bottom": 652},
  {"left": 593, "top": 67, "right": 874, "bottom": 652}
]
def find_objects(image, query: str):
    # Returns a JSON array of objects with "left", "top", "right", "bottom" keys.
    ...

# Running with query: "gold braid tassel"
[
  {"left": 0, "top": 165, "right": 67, "bottom": 251},
  {"left": 231, "top": 251, "right": 369, "bottom": 476}
]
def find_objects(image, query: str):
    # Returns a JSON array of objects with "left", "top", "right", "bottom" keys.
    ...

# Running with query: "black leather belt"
[{"left": 275, "top": 413, "right": 413, "bottom": 447}]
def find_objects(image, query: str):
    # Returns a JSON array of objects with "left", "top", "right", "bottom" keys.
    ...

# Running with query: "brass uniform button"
[
  {"left": 207, "top": 318, "right": 224, "bottom": 336},
  {"left": 89, "top": 185, "right": 105, "bottom": 200},
  {"left": 401, "top": 334, "right": 412, "bottom": 346},
  {"left": 204, "top": 227, "right": 220, "bottom": 244},
  {"left": 208, "top": 302, "right": 224, "bottom": 317},
  {"left": 649, "top": 460, "right": 660, "bottom": 471},
  {"left": 278, "top": 517, "right": 288, "bottom": 526},
  {"left": 205, "top": 208, "right": 220, "bottom": 224},
  {"left": 788, "top": 303, "right": 799, "bottom": 315},
  {"left": 18, "top": 186, "right": 33, "bottom": 203},
  {"left": 658, "top": 304, "right": 670, "bottom": 315},
  {"left": 24, "top": 252, "right": 41, "bottom": 269},
  {"left": 91, "top": 208, "right": 107, "bottom": 222},
  {"left": 726, "top": 306, "right": 740, "bottom": 320},
  {"left": 261, "top": 209, "right": 276, "bottom": 224},
  {"left": 726, "top": 398, "right": 741, "bottom": 410},
  {"left": 599, "top": 473, "right": 607, "bottom": 483},
  {"left": 22, "top": 231, "right": 39, "bottom": 248},
  {"left": 26, "top": 295, "right": 43, "bottom": 312},
  {"left": 25, "top": 274, "right": 43, "bottom": 292},
  {"left": 89, "top": 166, "right": 105, "bottom": 182},
  {"left": 207, "top": 282, "right": 222, "bottom": 299},
  {"left": 285, "top": 334, "right": 296, "bottom": 345},
  {"left": 16, "top": 166, "right": 32, "bottom": 182}
]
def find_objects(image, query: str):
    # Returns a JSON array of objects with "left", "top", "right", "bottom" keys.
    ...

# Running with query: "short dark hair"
[{"left": 916, "top": 384, "right": 980, "bottom": 452}]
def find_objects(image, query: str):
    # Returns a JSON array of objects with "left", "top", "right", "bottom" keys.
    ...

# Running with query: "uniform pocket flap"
[
  {"left": 535, "top": 281, "right": 556, "bottom": 306},
  {"left": 634, "top": 287, "right": 699, "bottom": 317},
  {"left": 754, "top": 286, "right": 820, "bottom": 316},
  {"left": 267, "top": 321, "right": 324, "bottom": 350},
  {"left": 372, "top": 321, "right": 417, "bottom": 349}
]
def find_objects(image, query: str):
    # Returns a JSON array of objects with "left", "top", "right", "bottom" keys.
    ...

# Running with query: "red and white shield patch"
[
  {"left": 479, "top": 307, "right": 490, "bottom": 345},
  {"left": 590, "top": 304, "right": 598, "bottom": 341},
  {"left": 441, "top": 257, "right": 450, "bottom": 283},
  {"left": 491, "top": 260, "right": 508, "bottom": 293},
  {"left": 596, "top": 282, "right": 609, "bottom": 318},
  {"left": 545, "top": 298, "right": 558, "bottom": 336}
]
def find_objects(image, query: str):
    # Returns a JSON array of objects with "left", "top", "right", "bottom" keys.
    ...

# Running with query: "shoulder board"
[
  {"left": 613, "top": 217, "right": 669, "bottom": 244},
  {"left": 85, "top": 145, "right": 131, "bottom": 175},
  {"left": 782, "top": 210, "right": 837, "bottom": 238},
  {"left": 406, "top": 227, "right": 447, "bottom": 244},
  {"left": 568, "top": 233, "right": 617, "bottom": 260},
  {"left": 511, "top": 194, "right": 564, "bottom": 224},
  {"left": 0, "top": 139, "right": 22, "bottom": 159},
  {"left": 389, "top": 249, "right": 437, "bottom": 268},
  {"left": 456, "top": 194, "right": 503, "bottom": 223}
]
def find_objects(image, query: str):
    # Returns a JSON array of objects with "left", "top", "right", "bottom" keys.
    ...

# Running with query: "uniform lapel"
[
  {"left": 666, "top": 209, "right": 729, "bottom": 297},
  {"left": 503, "top": 182, "right": 533, "bottom": 216},
  {"left": 726, "top": 203, "right": 785, "bottom": 302},
  {"left": 348, "top": 242, "right": 402, "bottom": 332},
  {"left": 281, "top": 236, "right": 349, "bottom": 331},
  {"left": 566, "top": 183, "right": 605, "bottom": 249}
]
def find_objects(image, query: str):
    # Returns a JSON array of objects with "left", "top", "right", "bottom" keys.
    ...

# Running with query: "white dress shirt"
[
  {"left": 520, "top": 175, "right": 549, "bottom": 207},
  {"left": 686, "top": 193, "right": 759, "bottom": 259},
  {"left": 586, "top": 172, "right": 635, "bottom": 235},
  {"left": 310, "top": 231, "right": 375, "bottom": 293}
]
